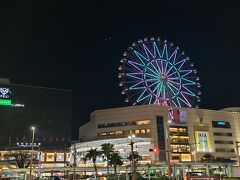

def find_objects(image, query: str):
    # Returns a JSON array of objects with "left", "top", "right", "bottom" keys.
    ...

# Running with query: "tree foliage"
[
  {"left": 202, "top": 153, "right": 215, "bottom": 162},
  {"left": 85, "top": 148, "right": 101, "bottom": 175},
  {"left": 101, "top": 143, "right": 115, "bottom": 174},
  {"left": 109, "top": 152, "right": 123, "bottom": 174},
  {"left": 4, "top": 150, "right": 37, "bottom": 168},
  {"left": 128, "top": 152, "right": 142, "bottom": 163}
]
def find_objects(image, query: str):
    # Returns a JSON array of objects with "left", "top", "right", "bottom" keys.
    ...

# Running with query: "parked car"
[{"left": 185, "top": 172, "right": 220, "bottom": 180}]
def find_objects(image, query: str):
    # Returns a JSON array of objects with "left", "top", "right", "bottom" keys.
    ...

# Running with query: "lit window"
[
  {"left": 135, "top": 130, "right": 140, "bottom": 134},
  {"left": 146, "top": 129, "right": 151, "bottom": 133},
  {"left": 109, "top": 131, "right": 115, "bottom": 135},
  {"left": 99, "top": 132, "right": 108, "bottom": 136},
  {"left": 181, "top": 154, "right": 191, "bottom": 161},
  {"left": 179, "top": 128, "right": 187, "bottom": 132},
  {"left": 46, "top": 153, "right": 55, "bottom": 162},
  {"left": 116, "top": 131, "right": 123, "bottom": 135},
  {"left": 140, "top": 129, "right": 146, "bottom": 134},
  {"left": 129, "top": 130, "right": 133, "bottom": 134},
  {"left": 169, "top": 128, "right": 178, "bottom": 132},
  {"left": 56, "top": 153, "right": 64, "bottom": 161},
  {"left": 136, "top": 120, "right": 150, "bottom": 125}
]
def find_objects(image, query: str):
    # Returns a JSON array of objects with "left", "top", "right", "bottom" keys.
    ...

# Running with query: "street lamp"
[
  {"left": 29, "top": 126, "right": 35, "bottom": 179},
  {"left": 191, "top": 150, "right": 196, "bottom": 163},
  {"left": 128, "top": 134, "right": 136, "bottom": 180}
]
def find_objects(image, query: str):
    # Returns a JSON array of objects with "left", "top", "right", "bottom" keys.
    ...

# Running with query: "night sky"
[{"left": 1, "top": 1, "right": 240, "bottom": 139}]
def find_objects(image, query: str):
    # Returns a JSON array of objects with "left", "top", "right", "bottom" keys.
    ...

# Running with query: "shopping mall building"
[{"left": 73, "top": 105, "right": 240, "bottom": 167}]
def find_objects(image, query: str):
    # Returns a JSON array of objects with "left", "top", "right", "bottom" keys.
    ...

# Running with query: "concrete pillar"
[{"left": 206, "top": 164, "right": 209, "bottom": 176}]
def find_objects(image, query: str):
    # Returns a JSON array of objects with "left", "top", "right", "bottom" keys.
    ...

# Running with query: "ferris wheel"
[{"left": 118, "top": 37, "right": 201, "bottom": 108}]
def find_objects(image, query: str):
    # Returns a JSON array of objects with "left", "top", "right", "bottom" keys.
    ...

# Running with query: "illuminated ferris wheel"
[{"left": 118, "top": 37, "right": 201, "bottom": 108}]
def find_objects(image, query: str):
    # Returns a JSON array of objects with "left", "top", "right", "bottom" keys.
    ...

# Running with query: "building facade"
[
  {"left": 76, "top": 105, "right": 240, "bottom": 165},
  {"left": 0, "top": 80, "right": 72, "bottom": 150}
]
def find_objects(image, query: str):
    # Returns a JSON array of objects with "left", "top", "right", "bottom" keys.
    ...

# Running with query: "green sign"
[{"left": 0, "top": 99, "right": 12, "bottom": 106}]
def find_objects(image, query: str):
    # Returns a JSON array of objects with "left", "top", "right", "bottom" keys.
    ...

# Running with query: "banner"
[
  {"left": 168, "top": 108, "right": 187, "bottom": 124},
  {"left": 195, "top": 131, "right": 212, "bottom": 152}
]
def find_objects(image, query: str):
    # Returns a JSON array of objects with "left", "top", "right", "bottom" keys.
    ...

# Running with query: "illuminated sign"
[
  {"left": 0, "top": 88, "right": 11, "bottom": 98},
  {"left": 195, "top": 131, "right": 212, "bottom": 152},
  {"left": 212, "top": 121, "right": 230, "bottom": 128},
  {"left": 16, "top": 142, "right": 41, "bottom": 147},
  {"left": 0, "top": 99, "right": 12, "bottom": 106},
  {"left": 12, "top": 103, "right": 25, "bottom": 107}
]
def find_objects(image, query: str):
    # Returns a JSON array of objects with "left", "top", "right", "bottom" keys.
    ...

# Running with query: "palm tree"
[
  {"left": 101, "top": 143, "right": 114, "bottom": 174},
  {"left": 109, "top": 152, "right": 123, "bottom": 174},
  {"left": 127, "top": 151, "right": 142, "bottom": 164},
  {"left": 202, "top": 153, "right": 215, "bottom": 162},
  {"left": 85, "top": 148, "right": 101, "bottom": 175}
]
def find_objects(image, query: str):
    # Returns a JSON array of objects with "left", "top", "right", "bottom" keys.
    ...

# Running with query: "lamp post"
[
  {"left": 166, "top": 137, "right": 172, "bottom": 179},
  {"left": 73, "top": 143, "right": 77, "bottom": 180},
  {"left": 29, "top": 126, "right": 35, "bottom": 179},
  {"left": 128, "top": 134, "right": 136, "bottom": 180},
  {"left": 192, "top": 150, "right": 196, "bottom": 163}
]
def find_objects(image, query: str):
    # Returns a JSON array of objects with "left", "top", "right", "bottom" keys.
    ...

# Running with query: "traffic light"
[{"left": 149, "top": 148, "right": 157, "bottom": 152}]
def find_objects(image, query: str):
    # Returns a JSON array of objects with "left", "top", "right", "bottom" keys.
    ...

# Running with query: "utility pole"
[
  {"left": 73, "top": 143, "right": 77, "bottom": 180},
  {"left": 166, "top": 137, "right": 171, "bottom": 179},
  {"left": 30, "top": 126, "right": 35, "bottom": 179},
  {"left": 128, "top": 134, "right": 136, "bottom": 180}
]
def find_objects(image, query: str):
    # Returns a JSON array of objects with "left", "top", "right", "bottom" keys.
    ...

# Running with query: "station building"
[
  {"left": 73, "top": 105, "right": 240, "bottom": 166},
  {"left": 0, "top": 79, "right": 72, "bottom": 150}
]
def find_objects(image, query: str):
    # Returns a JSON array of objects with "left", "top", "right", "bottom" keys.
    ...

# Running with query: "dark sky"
[{"left": 1, "top": 1, "right": 240, "bottom": 138}]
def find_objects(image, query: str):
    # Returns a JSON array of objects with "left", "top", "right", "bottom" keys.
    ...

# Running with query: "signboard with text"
[{"left": 195, "top": 131, "right": 212, "bottom": 152}]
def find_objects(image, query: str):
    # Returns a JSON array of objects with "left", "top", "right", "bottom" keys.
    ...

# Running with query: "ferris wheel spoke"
[
  {"left": 126, "top": 73, "right": 143, "bottom": 80},
  {"left": 182, "top": 85, "right": 196, "bottom": 96},
  {"left": 161, "top": 44, "right": 168, "bottom": 59},
  {"left": 134, "top": 50, "right": 149, "bottom": 63},
  {"left": 176, "top": 97, "right": 182, "bottom": 107},
  {"left": 146, "top": 66, "right": 160, "bottom": 77},
  {"left": 171, "top": 100, "right": 178, "bottom": 107},
  {"left": 166, "top": 83, "right": 177, "bottom": 96},
  {"left": 150, "top": 62, "right": 161, "bottom": 75},
  {"left": 145, "top": 78, "right": 159, "bottom": 82},
  {"left": 167, "top": 71, "right": 178, "bottom": 78},
  {"left": 162, "top": 85, "right": 166, "bottom": 99},
  {"left": 180, "top": 92, "right": 192, "bottom": 107},
  {"left": 160, "top": 59, "right": 165, "bottom": 74},
  {"left": 156, "top": 61, "right": 163, "bottom": 74},
  {"left": 143, "top": 44, "right": 156, "bottom": 59},
  {"left": 153, "top": 42, "right": 162, "bottom": 58},
  {"left": 167, "top": 79, "right": 181, "bottom": 86},
  {"left": 182, "top": 78, "right": 196, "bottom": 85},
  {"left": 128, "top": 61, "right": 144, "bottom": 72},
  {"left": 163, "top": 61, "right": 169, "bottom": 75},
  {"left": 148, "top": 94, "right": 153, "bottom": 105},
  {"left": 168, "top": 77, "right": 180, "bottom": 81},
  {"left": 137, "top": 89, "right": 151, "bottom": 103},
  {"left": 175, "top": 58, "right": 187, "bottom": 70},
  {"left": 181, "top": 90, "right": 195, "bottom": 97},
  {"left": 165, "top": 65, "right": 174, "bottom": 76},
  {"left": 168, "top": 49, "right": 178, "bottom": 64},
  {"left": 157, "top": 82, "right": 163, "bottom": 97},
  {"left": 152, "top": 82, "right": 161, "bottom": 94},
  {"left": 147, "top": 80, "right": 160, "bottom": 89},
  {"left": 129, "top": 81, "right": 146, "bottom": 90},
  {"left": 179, "top": 70, "right": 192, "bottom": 77},
  {"left": 145, "top": 72, "right": 159, "bottom": 79},
  {"left": 167, "top": 81, "right": 179, "bottom": 93}
]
